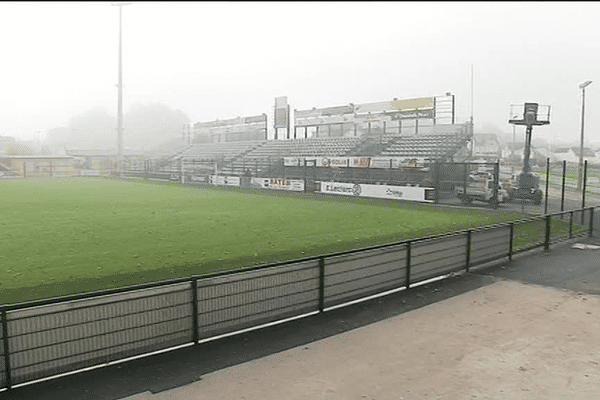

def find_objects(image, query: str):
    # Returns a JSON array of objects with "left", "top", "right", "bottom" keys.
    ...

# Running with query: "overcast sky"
[{"left": 1, "top": 1, "right": 599, "bottom": 146}]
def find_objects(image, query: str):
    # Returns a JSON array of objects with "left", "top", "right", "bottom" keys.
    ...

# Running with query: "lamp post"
[
  {"left": 578, "top": 80, "right": 592, "bottom": 191},
  {"left": 112, "top": 2, "right": 132, "bottom": 175}
]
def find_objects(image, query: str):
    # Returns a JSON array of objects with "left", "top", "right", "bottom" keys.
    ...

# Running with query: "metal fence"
[{"left": 0, "top": 206, "right": 597, "bottom": 391}]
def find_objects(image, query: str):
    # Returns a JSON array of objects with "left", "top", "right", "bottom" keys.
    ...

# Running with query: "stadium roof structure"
[
  {"left": 66, "top": 149, "right": 142, "bottom": 157},
  {"left": 0, "top": 155, "right": 73, "bottom": 159}
]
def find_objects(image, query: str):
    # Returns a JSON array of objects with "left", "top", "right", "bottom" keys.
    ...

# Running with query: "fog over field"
[{"left": 0, "top": 2, "right": 599, "bottom": 149}]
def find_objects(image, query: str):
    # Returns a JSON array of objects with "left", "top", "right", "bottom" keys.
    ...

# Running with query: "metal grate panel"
[
  {"left": 470, "top": 226, "right": 511, "bottom": 266},
  {"left": 410, "top": 234, "right": 467, "bottom": 283},
  {"left": 196, "top": 261, "right": 320, "bottom": 339},
  {"left": 7, "top": 283, "right": 192, "bottom": 384},
  {"left": 324, "top": 245, "right": 407, "bottom": 307}
]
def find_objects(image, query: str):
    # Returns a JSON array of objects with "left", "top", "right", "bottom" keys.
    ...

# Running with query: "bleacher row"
[
  {"left": 164, "top": 133, "right": 468, "bottom": 175},
  {"left": 380, "top": 135, "right": 467, "bottom": 158}
]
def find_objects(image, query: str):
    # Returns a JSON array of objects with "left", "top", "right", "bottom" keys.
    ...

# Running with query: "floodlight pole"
[
  {"left": 112, "top": 2, "right": 132, "bottom": 175},
  {"left": 578, "top": 80, "right": 592, "bottom": 191}
]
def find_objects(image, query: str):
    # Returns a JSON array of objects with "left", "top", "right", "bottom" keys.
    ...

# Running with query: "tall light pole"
[
  {"left": 112, "top": 2, "right": 132, "bottom": 174},
  {"left": 578, "top": 80, "right": 592, "bottom": 191}
]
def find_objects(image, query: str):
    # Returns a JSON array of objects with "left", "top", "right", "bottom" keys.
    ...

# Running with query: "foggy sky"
[{"left": 1, "top": 1, "right": 599, "bottom": 146}]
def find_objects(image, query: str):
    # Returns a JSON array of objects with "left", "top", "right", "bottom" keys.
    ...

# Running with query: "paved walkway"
[{"left": 3, "top": 238, "right": 600, "bottom": 400}]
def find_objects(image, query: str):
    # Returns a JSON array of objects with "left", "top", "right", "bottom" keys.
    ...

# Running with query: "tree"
[
  {"left": 5, "top": 144, "right": 36, "bottom": 155},
  {"left": 45, "top": 106, "right": 116, "bottom": 150},
  {"left": 124, "top": 102, "right": 190, "bottom": 150},
  {"left": 43, "top": 103, "right": 191, "bottom": 152}
]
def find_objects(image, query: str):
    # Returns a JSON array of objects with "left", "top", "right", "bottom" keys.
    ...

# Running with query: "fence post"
[
  {"left": 433, "top": 162, "right": 440, "bottom": 204},
  {"left": 569, "top": 211, "right": 573, "bottom": 239},
  {"left": 544, "top": 157, "right": 550, "bottom": 215},
  {"left": 405, "top": 242, "right": 411, "bottom": 289},
  {"left": 318, "top": 257, "right": 325, "bottom": 313},
  {"left": 544, "top": 215, "right": 551, "bottom": 251},
  {"left": 589, "top": 207, "right": 594, "bottom": 238},
  {"left": 465, "top": 230, "right": 472, "bottom": 272},
  {"left": 561, "top": 160, "right": 566, "bottom": 212},
  {"left": 493, "top": 162, "right": 499, "bottom": 210},
  {"left": 1, "top": 309, "right": 11, "bottom": 391},
  {"left": 582, "top": 160, "right": 588, "bottom": 209},
  {"left": 191, "top": 278, "right": 199, "bottom": 344},
  {"left": 509, "top": 223, "right": 514, "bottom": 260}
]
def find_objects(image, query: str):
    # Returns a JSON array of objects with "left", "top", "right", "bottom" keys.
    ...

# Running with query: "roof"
[
  {"left": 505, "top": 142, "right": 525, "bottom": 150},
  {"left": 552, "top": 147, "right": 596, "bottom": 156},
  {"left": 572, "top": 147, "right": 596, "bottom": 157},
  {"left": 473, "top": 134, "right": 499, "bottom": 142},
  {"left": 66, "top": 149, "right": 141, "bottom": 157},
  {"left": 0, "top": 155, "right": 73, "bottom": 159}
]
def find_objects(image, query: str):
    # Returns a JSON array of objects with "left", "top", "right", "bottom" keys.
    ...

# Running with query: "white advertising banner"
[
  {"left": 369, "top": 157, "right": 425, "bottom": 169},
  {"left": 284, "top": 156, "right": 425, "bottom": 169},
  {"left": 209, "top": 175, "right": 240, "bottom": 187},
  {"left": 284, "top": 157, "right": 302, "bottom": 167},
  {"left": 318, "top": 181, "right": 433, "bottom": 203},
  {"left": 250, "top": 177, "right": 304, "bottom": 192},
  {"left": 188, "top": 175, "right": 208, "bottom": 183},
  {"left": 81, "top": 169, "right": 102, "bottom": 176},
  {"left": 349, "top": 157, "right": 371, "bottom": 168}
]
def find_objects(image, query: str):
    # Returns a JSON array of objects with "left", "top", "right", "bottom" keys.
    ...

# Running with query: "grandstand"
[
  {"left": 136, "top": 94, "right": 473, "bottom": 178},
  {"left": 153, "top": 123, "right": 472, "bottom": 177}
]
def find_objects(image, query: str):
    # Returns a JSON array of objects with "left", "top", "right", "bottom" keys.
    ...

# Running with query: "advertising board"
[
  {"left": 209, "top": 175, "right": 240, "bottom": 187},
  {"left": 285, "top": 156, "right": 427, "bottom": 169},
  {"left": 250, "top": 177, "right": 304, "bottom": 192},
  {"left": 284, "top": 157, "right": 303, "bottom": 167},
  {"left": 318, "top": 181, "right": 433, "bottom": 203},
  {"left": 80, "top": 169, "right": 102, "bottom": 176},
  {"left": 188, "top": 175, "right": 208, "bottom": 183},
  {"left": 389, "top": 97, "right": 434, "bottom": 112},
  {"left": 369, "top": 157, "right": 425, "bottom": 169},
  {"left": 349, "top": 157, "right": 371, "bottom": 168}
]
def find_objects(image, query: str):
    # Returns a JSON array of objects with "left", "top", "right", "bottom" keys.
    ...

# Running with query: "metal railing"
[{"left": 0, "top": 206, "right": 597, "bottom": 391}]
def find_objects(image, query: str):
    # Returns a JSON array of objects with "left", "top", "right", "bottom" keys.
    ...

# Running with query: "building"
[
  {"left": 0, "top": 155, "right": 75, "bottom": 177},
  {"left": 472, "top": 134, "right": 501, "bottom": 162},
  {"left": 65, "top": 149, "right": 142, "bottom": 171},
  {"left": 552, "top": 147, "right": 597, "bottom": 164},
  {"left": 0, "top": 136, "right": 17, "bottom": 154}
]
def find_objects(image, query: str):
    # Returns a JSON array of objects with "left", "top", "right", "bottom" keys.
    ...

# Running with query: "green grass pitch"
[{"left": 1, "top": 177, "right": 527, "bottom": 304}]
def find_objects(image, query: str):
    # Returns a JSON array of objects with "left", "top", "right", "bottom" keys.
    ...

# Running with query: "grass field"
[{"left": 2, "top": 177, "right": 531, "bottom": 304}]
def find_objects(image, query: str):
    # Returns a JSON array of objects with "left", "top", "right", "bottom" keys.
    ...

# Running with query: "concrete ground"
[{"left": 3, "top": 238, "right": 600, "bottom": 400}]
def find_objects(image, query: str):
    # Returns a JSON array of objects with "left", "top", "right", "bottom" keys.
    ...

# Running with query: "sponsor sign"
[
  {"left": 209, "top": 175, "right": 240, "bottom": 187},
  {"left": 369, "top": 157, "right": 400, "bottom": 169},
  {"left": 350, "top": 157, "right": 371, "bottom": 168},
  {"left": 353, "top": 101, "right": 393, "bottom": 114},
  {"left": 284, "top": 157, "right": 303, "bottom": 167},
  {"left": 285, "top": 156, "right": 424, "bottom": 169},
  {"left": 328, "top": 157, "right": 349, "bottom": 168},
  {"left": 294, "top": 114, "right": 351, "bottom": 126},
  {"left": 81, "top": 169, "right": 102, "bottom": 176},
  {"left": 250, "top": 177, "right": 304, "bottom": 192},
  {"left": 318, "top": 181, "right": 433, "bottom": 203},
  {"left": 389, "top": 97, "right": 434, "bottom": 112},
  {"left": 389, "top": 109, "right": 435, "bottom": 120},
  {"left": 189, "top": 175, "right": 207, "bottom": 183}
]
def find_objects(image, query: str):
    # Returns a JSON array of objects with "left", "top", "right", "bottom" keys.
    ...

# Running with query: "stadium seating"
[
  {"left": 379, "top": 134, "right": 469, "bottom": 161},
  {"left": 178, "top": 140, "right": 265, "bottom": 163},
  {"left": 156, "top": 126, "right": 471, "bottom": 176}
]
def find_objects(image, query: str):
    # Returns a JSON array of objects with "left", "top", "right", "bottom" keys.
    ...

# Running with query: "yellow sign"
[{"left": 389, "top": 97, "right": 434, "bottom": 112}]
